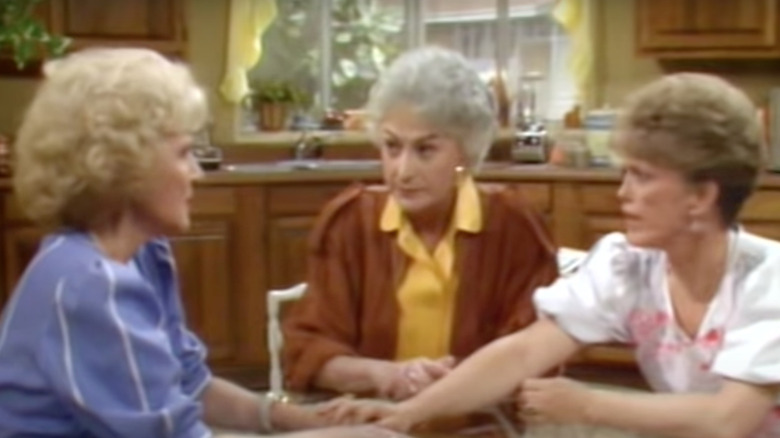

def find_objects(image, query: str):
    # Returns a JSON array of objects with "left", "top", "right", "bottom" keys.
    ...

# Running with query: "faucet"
[{"left": 292, "top": 131, "right": 324, "bottom": 160}]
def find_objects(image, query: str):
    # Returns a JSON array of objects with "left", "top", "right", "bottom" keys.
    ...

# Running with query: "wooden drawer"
[
  {"left": 268, "top": 184, "right": 348, "bottom": 215},
  {"left": 191, "top": 187, "right": 237, "bottom": 216},
  {"left": 741, "top": 189, "right": 780, "bottom": 221},
  {"left": 515, "top": 182, "right": 552, "bottom": 213},
  {"left": 580, "top": 183, "right": 620, "bottom": 214}
]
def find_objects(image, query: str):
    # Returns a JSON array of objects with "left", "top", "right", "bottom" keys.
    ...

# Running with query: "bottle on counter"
[{"left": 549, "top": 104, "right": 590, "bottom": 168}]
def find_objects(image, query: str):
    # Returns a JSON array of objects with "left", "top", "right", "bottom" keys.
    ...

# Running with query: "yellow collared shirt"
[{"left": 380, "top": 176, "right": 482, "bottom": 360}]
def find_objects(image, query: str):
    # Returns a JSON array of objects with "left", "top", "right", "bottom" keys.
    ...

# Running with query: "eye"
[
  {"left": 382, "top": 139, "right": 401, "bottom": 155},
  {"left": 416, "top": 143, "right": 436, "bottom": 158}
]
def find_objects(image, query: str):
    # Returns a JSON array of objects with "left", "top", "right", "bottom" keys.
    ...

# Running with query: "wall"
[{"left": 2, "top": 0, "right": 780, "bottom": 141}]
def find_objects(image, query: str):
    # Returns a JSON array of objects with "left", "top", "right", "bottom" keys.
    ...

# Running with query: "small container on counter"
[
  {"left": 550, "top": 129, "right": 590, "bottom": 168},
  {"left": 584, "top": 108, "right": 618, "bottom": 166}
]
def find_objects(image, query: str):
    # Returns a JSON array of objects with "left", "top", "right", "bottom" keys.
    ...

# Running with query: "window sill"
[
  {"left": 232, "top": 128, "right": 519, "bottom": 148},
  {"left": 232, "top": 129, "right": 375, "bottom": 148}
]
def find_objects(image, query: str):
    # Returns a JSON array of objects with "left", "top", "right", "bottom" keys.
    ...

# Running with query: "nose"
[
  {"left": 396, "top": 149, "right": 416, "bottom": 182},
  {"left": 617, "top": 173, "right": 630, "bottom": 202}
]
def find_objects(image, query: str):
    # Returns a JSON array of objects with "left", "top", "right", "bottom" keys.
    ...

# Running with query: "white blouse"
[{"left": 535, "top": 231, "right": 780, "bottom": 437}]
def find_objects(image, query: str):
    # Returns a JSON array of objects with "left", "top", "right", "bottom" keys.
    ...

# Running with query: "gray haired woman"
[{"left": 283, "top": 46, "right": 559, "bottom": 406}]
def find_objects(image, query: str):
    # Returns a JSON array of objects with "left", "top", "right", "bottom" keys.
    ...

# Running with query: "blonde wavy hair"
[
  {"left": 612, "top": 72, "right": 765, "bottom": 225},
  {"left": 13, "top": 48, "right": 209, "bottom": 230}
]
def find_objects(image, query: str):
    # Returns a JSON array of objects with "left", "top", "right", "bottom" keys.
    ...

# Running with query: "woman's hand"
[
  {"left": 314, "top": 396, "right": 398, "bottom": 425},
  {"left": 372, "top": 356, "right": 455, "bottom": 400},
  {"left": 270, "top": 401, "right": 333, "bottom": 430},
  {"left": 518, "top": 377, "right": 594, "bottom": 425}
]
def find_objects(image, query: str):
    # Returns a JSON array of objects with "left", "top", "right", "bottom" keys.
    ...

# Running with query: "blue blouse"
[{"left": 0, "top": 232, "right": 212, "bottom": 438}]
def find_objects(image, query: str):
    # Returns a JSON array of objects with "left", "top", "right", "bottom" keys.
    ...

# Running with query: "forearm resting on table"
[
  {"left": 202, "top": 378, "right": 265, "bottom": 432},
  {"left": 400, "top": 319, "right": 579, "bottom": 422},
  {"left": 586, "top": 381, "right": 777, "bottom": 438},
  {"left": 203, "top": 377, "right": 328, "bottom": 433},
  {"left": 315, "top": 356, "right": 394, "bottom": 394}
]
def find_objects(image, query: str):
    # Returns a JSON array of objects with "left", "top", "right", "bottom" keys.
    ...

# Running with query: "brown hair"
[{"left": 612, "top": 72, "right": 765, "bottom": 225}]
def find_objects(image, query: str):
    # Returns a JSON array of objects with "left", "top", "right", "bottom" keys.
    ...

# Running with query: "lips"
[
  {"left": 622, "top": 211, "right": 640, "bottom": 221},
  {"left": 397, "top": 187, "right": 423, "bottom": 196}
]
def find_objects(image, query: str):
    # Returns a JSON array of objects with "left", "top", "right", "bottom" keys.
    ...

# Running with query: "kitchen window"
[{"left": 240, "top": 0, "right": 576, "bottom": 133}]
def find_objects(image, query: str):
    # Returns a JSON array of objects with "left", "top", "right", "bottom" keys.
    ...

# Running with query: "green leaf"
[
  {"left": 338, "top": 58, "right": 357, "bottom": 79},
  {"left": 334, "top": 31, "right": 351, "bottom": 43}
]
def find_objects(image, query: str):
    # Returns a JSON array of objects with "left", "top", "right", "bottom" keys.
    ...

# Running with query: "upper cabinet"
[
  {"left": 0, "top": 0, "right": 186, "bottom": 74},
  {"left": 636, "top": 0, "right": 780, "bottom": 58},
  {"left": 50, "top": 0, "right": 187, "bottom": 57}
]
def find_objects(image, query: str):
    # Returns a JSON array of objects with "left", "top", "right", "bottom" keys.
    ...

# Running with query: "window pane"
[
  {"left": 423, "top": 0, "right": 498, "bottom": 77},
  {"left": 246, "top": 0, "right": 323, "bottom": 130},
  {"left": 507, "top": 11, "right": 575, "bottom": 120},
  {"left": 329, "top": 0, "right": 406, "bottom": 111},
  {"left": 422, "top": 0, "right": 573, "bottom": 122}
]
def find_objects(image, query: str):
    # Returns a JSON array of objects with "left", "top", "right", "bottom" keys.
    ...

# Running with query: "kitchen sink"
[{"left": 223, "top": 159, "right": 381, "bottom": 173}]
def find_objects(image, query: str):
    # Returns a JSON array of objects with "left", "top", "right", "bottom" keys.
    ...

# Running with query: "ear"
[{"left": 688, "top": 180, "right": 719, "bottom": 217}]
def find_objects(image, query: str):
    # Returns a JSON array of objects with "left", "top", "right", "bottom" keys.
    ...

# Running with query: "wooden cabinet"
[
  {"left": 1, "top": 0, "right": 186, "bottom": 75},
  {"left": 168, "top": 186, "right": 267, "bottom": 386},
  {"left": 49, "top": 0, "right": 187, "bottom": 56},
  {"left": 266, "top": 184, "right": 349, "bottom": 289},
  {"left": 2, "top": 170, "right": 780, "bottom": 387},
  {"left": 740, "top": 188, "right": 780, "bottom": 240},
  {"left": 636, "top": 0, "right": 780, "bottom": 58}
]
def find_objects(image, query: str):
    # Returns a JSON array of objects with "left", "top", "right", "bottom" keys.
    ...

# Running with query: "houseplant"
[
  {"left": 0, "top": 0, "right": 70, "bottom": 70},
  {"left": 250, "top": 80, "right": 304, "bottom": 131}
]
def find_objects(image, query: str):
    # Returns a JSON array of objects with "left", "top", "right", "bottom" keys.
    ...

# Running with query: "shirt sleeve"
[
  {"left": 533, "top": 233, "right": 638, "bottom": 344},
  {"left": 146, "top": 239, "right": 212, "bottom": 398},
  {"left": 711, "top": 251, "right": 780, "bottom": 384},
  {"left": 35, "top": 259, "right": 211, "bottom": 438}
]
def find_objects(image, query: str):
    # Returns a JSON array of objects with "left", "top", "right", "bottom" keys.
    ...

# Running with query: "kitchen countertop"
[
  {"left": 199, "top": 162, "right": 780, "bottom": 187},
  {"left": 2, "top": 162, "right": 780, "bottom": 189}
]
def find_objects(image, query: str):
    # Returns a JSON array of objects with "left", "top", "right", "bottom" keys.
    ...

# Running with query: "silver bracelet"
[{"left": 257, "top": 395, "right": 275, "bottom": 434}]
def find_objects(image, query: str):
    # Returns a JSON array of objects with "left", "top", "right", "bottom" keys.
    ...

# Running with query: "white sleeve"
[
  {"left": 533, "top": 233, "right": 638, "bottom": 344},
  {"left": 711, "top": 251, "right": 780, "bottom": 384}
]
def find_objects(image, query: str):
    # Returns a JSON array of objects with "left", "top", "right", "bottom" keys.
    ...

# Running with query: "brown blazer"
[{"left": 282, "top": 182, "right": 559, "bottom": 391}]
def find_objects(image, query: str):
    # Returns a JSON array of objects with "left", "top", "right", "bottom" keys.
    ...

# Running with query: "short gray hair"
[{"left": 365, "top": 46, "right": 497, "bottom": 168}]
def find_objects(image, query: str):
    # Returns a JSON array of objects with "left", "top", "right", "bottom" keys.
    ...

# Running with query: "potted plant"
[
  {"left": 0, "top": 0, "right": 70, "bottom": 70},
  {"left": 251, "top": 81, "right": 303, "bottom": 131}
]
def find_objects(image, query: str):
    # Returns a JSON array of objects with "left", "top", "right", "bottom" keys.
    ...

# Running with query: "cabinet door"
[
  {"left": 50, "top": 0, "right": 186, "bottom": 55},
  {"left": 173, "top": 186, "right": 267, "bottom": 387},
  {"left": 740, "top": 188, "right": 780, "bottom": 241},
  {"left": 170, "top": 219, "right": 238, "bottom": 365},
  {"left": 637, "top": 0, "right": 780, "bottom": 57},
  {"left": 0, "top": 1, "right": 55, "bottom": 75},
  {"left": 266, "top": 184, "right": 350, "bottom": 290},
  {"left": 267, "top": 216, "right": 317, "bottom": 290}
]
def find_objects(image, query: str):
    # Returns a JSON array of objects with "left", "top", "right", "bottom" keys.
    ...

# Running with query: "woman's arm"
[
  {"left": 393, "top": 319, "right": 580, "bottom": 426},
  {"left": 283, "top": 188, "right": 370, "bottom": 392},
  {"left": 201, "top": 377, "right": 328, "bottom": 433},
  {"left": 584, "top": 379, "right": 777, "bottom": 438},
  {"left": 315, "top": 357, "right": 396, "bottom": 394}
]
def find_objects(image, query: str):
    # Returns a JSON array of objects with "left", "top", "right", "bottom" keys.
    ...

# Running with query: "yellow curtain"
[
  {"left": 553, "top": 0, "right": 594, "bottom": 104},
  {"left": 219, "top": 0, "right": 278, "bottom": 104}
]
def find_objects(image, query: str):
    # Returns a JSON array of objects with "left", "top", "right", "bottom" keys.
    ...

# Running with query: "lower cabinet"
[{"left": 2, "top": 175, "right": 780, "bottom": 388}]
